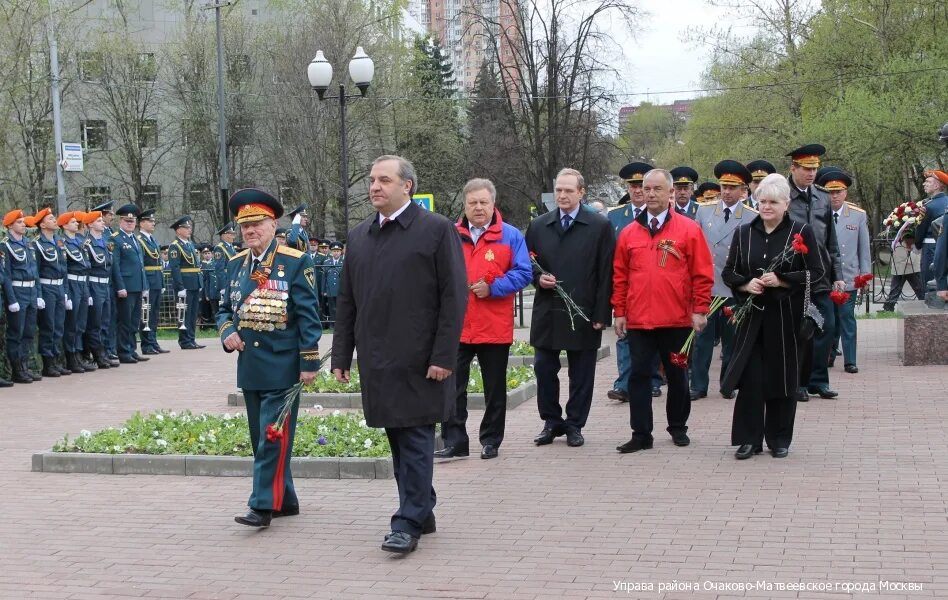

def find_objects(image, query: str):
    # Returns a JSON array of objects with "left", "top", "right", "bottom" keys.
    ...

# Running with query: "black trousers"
[
  {"left": 442, "top": 343, "right": 510, "bottom": 449},
  {"left": 731, "top": 335, "right": 796, "bottom": 449},
  {"left": 385, "top": 425, "right": 436, "bottom": 538},
  {"left": 534, "top": 346, "right": 597, "bottom": 432},
  {"left": 115, "top": 291, "right": 142, "bottom": 359},
  {"left": 626, "top": 327, "right": 691, "bottom": 440}
]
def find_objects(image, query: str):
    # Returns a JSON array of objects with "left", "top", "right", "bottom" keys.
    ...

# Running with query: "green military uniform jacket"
[{"left": 217, "top": 239, "right": 322, "bottom": 390}]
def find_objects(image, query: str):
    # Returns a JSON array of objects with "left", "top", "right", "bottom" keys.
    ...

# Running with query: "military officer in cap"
[
  {"left": 275, "top": 228, "right": 288, "bottom": 246},
  {"left": 670, "top": 166, "right": 700, "bottom": 219},
  {"left": 786, "top": 143, "right": 845, "bottom": 400},
  {"left": 286, "top": 205, "right": 310, "bottom": 252},
  {"left": 217, "top": 188, "right": 322, "bottom": 528},
  {"left": 696, "top": 182, "right": 721, "bottom": 203},
  {"left": 111, "top": 204, "right": 149, "bottom": 364},
  {"left": 819, "top": 169, "right": 870, "bottom": 374},
  {"left": 690, "top": 161, "right": 757, "bottom": 400},
  {"left": 33, "top": 208, "right": 70, "bottom": 377},
  {"left": 321, "top": 241, "right": 344, "bottom": 325},
  {"left": 200, "top": 244, "right": 218, "bottom": 327},
  {"left": 3, "top": 209, "right": 41, "bottom": 383},
  {"left": 169, "top": 215, "right": 205, "bottom": 349},
  {"left": 135, "top": 209, "right": 167, "bottom": 354},
  {"left": 214, "top": 222, "right": 237, "bottom": 303},
  {"left": 307, "top": 237, "right": 319, "bottom": 259},
  {"left": 745, "top": 160, "right": 776, "bottom": 209}
]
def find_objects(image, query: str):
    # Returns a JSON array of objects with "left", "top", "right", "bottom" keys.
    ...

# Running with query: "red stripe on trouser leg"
[{"left": 272, "top": 432, "right": 289, "bottom": 511}]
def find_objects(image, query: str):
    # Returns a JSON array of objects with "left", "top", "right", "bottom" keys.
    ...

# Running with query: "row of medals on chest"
[{"left": 237, "top": 289, "right": 289, "bottom": 332}]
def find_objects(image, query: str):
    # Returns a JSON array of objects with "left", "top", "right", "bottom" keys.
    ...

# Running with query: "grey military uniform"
[
  {"left": 695, "top": 200, "right": 757, "bottom": 297},
  {"left": 832, "top": 203, "right": 871, "bottom": 291}
]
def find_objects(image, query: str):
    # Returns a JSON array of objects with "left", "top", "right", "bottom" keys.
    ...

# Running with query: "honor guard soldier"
[
  {"left": 607, "top": 161, "right": 663, "bottom": 402},
  {"left": 200, "top": 244, "right": 218, "bottom": 328},
  {"left": 307, "top": 237, "right": 319, "bottom": 259},
  {"left": 314, "top": 239, "right": 330, "bottom": 264},
  {"left": 136, "top": 209, "right": 167, "bottom": 354},
  {"left": 92, "top": 200, "right": 118, "bottom": 359},
  {"left": 285, "top": 205, "right": 310, "bottom": 252},
  {"left": 275, "top": 228, "right": 288, "bottom": 246},
  {"left": 61, "top": 212, "right": 95, "bottom": 372},
  {"left": 0, "top": 246, "right": 13, "bottom": 386},
  {"left": 82, "top": 211, "right": 116, "bottom": 369},
  {"left": 217, "top": 188, "right": 322, "bottom": 528},
  {"left": 3, "top": 209, "right": 41, "bottom": 384},
  {"left": 696, "top": 182, "right": 721, "bottom": 202},
  {"left": 744, "top": 160, "right": 776, "bottom": 209},
  {"left": 214, "top": 222, "right": 237, "bottom": 303},
  {"left": 33, "top": 208, "right": 70, "bottom": 377},
  {"left": 169, "top": 215, "right": 204, "bottom": 349},
  {"left": 311, "top": 239, "right": 330, "bottom": 319},
  {"left": 690, "top": 160, "right": 757, "bottom": 400},
  {"left": 819, "top": 169, "right": 870, "bottom": 374},
  {"left": 670, "top": 166, "right": 700, "bottom": 219},
  {"left": 112, "top": 204, "right": 149, "bottom": 364},
  {"left": 321, "top": 241, "right": 344, "bottom": 325}
]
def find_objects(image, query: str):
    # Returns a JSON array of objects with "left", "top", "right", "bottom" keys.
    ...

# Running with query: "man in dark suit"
[
  {"left": 332, "top": 155, "right": 467, "bottom": 555},
  {"left": 218, "top": 188, "right": 322, "bottom": 528},
  {"left": 111, "top": 204, "right": 149, "bottom": 364},
  {"left": 526, "top": 168, "right": 615, "bottom": 448}
]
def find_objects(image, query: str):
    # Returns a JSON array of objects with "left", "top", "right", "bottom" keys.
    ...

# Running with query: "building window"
[
  {"left": 135, "top": 52, "right": 158, "bottom": 82},
  {"left": 84, "top": 186, "right": 111, "bottom": 205},
  {"left": 80, "top": 120, "right": 107, "bottom": 150},
  {"left": 78, "top": 52, "right": 104, "bottom": 82},
  {"left": 141, "top": 185, "right": 161, "bottom": 210},
  {"left": 187, "top": 182, "right": 210, "bottom": 207},
  {"left": 139, "top": 119, "right": 158, "bottom": 147}
]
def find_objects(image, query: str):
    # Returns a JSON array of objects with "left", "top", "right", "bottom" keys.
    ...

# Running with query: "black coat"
[
  {"left": 525, "top": 206, "right": 615, "bottom": 350},
  {"left": 720, "top": 215, "right": 825, "bottom": 397},
  {"left": 330, "top": 202, "right": 468, "bottom": 428}
]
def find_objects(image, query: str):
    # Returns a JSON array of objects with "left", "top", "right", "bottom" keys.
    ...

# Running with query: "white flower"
[
  {"left": 79, "top": 429, "right": 92, "bottom": 438},
  {"left": 223, "top": 413, "right": 232, "bottom": 420},
  {"left": 156, "top": 414, "right": 164, "bottom": 422},
  {"left": 350, "top": 437, "right": 357, "bottom": 443},
  {"left": 314, "top": 404, "right": 324, "bottom": 411},
  {"left": 119, "top": 427, "right": 128, "bottom": 435},
  {"left": 155, "top": 439, "right": 168, "bottom": 447},
  {"left": 198, "top": 435, "right": 206, "bottom": 443},
  {"left": 317, "top": 425, "right": 328, "bottom": 433},
  {"left": 112, "top": 445, "right": 123, "bottom": 453},
  {"left": 332, "top": 410, "right": 341, "bottom": 416},
  {"left": 152, "top": 430, "right": 160, "bottom": 437},
  {"left": 363, "top": 439, "right": 373, "bottom": 448},
  {"left": 201, "top": 414, "right": 208, "bottom": 422},
  {"left": 169, "top": 411, "right": 177, "bottom": 418},
  {"left": 359, "top": 419, "right": 367, "bottom": 428}
]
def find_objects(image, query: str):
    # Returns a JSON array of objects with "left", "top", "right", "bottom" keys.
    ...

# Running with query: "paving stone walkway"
[{"left": 1, "top": 318, "right": 945, "bottom": 599}]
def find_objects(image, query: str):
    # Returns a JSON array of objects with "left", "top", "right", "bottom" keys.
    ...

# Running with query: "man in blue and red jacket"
[{"left": 437, "top": 179, "right": 532, "bottom": 460}]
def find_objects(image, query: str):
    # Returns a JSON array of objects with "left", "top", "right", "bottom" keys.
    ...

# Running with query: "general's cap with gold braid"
[
  {"left": 786, "top": 144, "right": 826, "bottom": 168},
  {"left": 170, "top": 215, "right": 193, "bottom": 230},
  {"left": 745, "top": 160, "right": 776, "bottom": 181},
  {"left": 669, "top": 166, "right": 699, "bottom": 186},
  {"left": 923, "top": 169, "right": 948, "bottom": 187},
  {"left": 3, "top": 209, "right": 26, "bottom": 227},
  {"left": 229, "top": 188, "right": 284, "bottom": 224},
  {"left": 696, "top": 182, "right": 720, "bottom": 201},
  {"left": 618, "top": 161, "right": 653, "bottom": 184},
  {"left": 816, "top": 168, "right": 852, "bottom": 191},
  {"left": 713, "top": 160, "right": 752, "bottom": 186}
]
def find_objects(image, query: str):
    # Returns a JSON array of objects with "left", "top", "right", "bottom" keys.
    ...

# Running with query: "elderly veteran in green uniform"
[
  {"left": 168, "top": 215, "right": 204, "bottom": 349},
  {"left": 285, "top": 205, "right": 310, "bottom": 252},
  {"left": 218, "top": 188, "right": 322, "bottom": 528},
  {"left": 670, "top": 166, "right": 700, "bottom": 219},
  {"left": 745, "top": 160, "right": 776, "bottom": 209},
  {"left": 690, "top": 160, "right": 757, "bottom": 401}
]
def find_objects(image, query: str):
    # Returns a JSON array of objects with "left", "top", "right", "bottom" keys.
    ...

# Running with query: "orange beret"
[
  {"left": 57, "top": 211, "right": 78, "bottom": 226},
  {"left": 82, "top": 211, "right": 103, "bottom": 225},
  {"left": 3, "top": 209, "right": 25, "bottom": 227},
  {"left": 32, "top": 207, "right": 52, "bottom": 226},
  {"left": 924, "top": 169, "right": 948, "bottom": 187}
]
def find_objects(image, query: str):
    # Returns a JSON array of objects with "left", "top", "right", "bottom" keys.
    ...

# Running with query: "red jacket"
[
  {"left": 612, "top": 210, "right": 714, "bottom": 329},
  {"left": 456, "top": 209, "right": 532, "bottom": 344}
]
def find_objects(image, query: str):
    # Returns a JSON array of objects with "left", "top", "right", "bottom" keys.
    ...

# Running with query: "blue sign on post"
[{"left": 412, "top": 194, "right": 435, "bottom": 212}]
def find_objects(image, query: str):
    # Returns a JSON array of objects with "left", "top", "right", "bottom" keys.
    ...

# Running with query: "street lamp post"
[{"left": 307, "top": 47, "right": 375, "bottom": 235}]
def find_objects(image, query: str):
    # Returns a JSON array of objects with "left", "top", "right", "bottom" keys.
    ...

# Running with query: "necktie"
[
  {"left": 471, "top": 226, "right": 483, "bottom": 244},
  {"left": 650, "top": 217, "right": 659, "bottom": 235},
  {"left": 834, "top": 213, "right": 839, "bottom": 224},
  {"left": 677, "top": 206, "right": 685, "bottom": 214},
  {"left": 562, "top": 214, "right": 572, "bottom": 230},
  {"left": 251, "top": 258, "right": 260, "bottom": 273},
  {"left": 380, "top": 217, "right": 391, "bottom": 229},
  {"left": 724, "top": 207, "right": 731, "bottom": 223},
  {"left": 633, "top": 207, "right": 641, "bottom": 220}
]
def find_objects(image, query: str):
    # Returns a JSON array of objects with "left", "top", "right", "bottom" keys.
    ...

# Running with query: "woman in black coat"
[{"left": 720, "top": 174, "right": 825, "bottom": 459}]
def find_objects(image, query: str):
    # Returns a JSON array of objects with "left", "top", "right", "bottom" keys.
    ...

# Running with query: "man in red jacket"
[
  {"left": 437, "top": 179, "right": 532, "bottom": 460},
  {"left": 612, "top": 169, "right": 714, "bottom": 453}
]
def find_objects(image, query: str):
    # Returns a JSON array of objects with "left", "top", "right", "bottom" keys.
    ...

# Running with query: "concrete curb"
[
  {"left": 229, "top": 380, "right": 539, "bottom": 411},
  {"left": 31, "top": 452, "right": 393, "bottom": 479},
  {"left": 507, "top": 344, "right": 611, "bottom": 366}
]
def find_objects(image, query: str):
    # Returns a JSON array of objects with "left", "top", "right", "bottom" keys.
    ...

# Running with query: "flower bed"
[{"left": 302, "top": 364, "right": 534, "bottom": 394}]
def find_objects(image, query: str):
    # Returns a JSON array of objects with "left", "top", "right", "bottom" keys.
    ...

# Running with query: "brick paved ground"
[{"left": 2, "top": 317, "right": 946, "bottom": 599}]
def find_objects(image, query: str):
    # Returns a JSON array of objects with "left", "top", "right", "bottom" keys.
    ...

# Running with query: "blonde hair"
[
  {"left": 556, "top": 168, "right": 586, "bottom": 190},
  {"left": 755, "top": 173, "right": 791, "bottom": 204},
  {"left": 463, "top": 178, "right": 496, "bottom": 201}
]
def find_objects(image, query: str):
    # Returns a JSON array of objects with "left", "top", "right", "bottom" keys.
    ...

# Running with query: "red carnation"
[
  {"left": 265, "top": 424, "right": 283, "bottom": 442},
  {"left": 669, "top": 352, "right": 689, "bottom": 369},
  {"left": 529, "top": 251, "right": 538, "bottom": 259},
  {"left": 854, "top": 274, "right": 872, "bottom": 289},
  {"left": 722, "top": 306, "right": 734, "bottom": 318},
  {"left": 484, "top": 272, "right": 497, "bottom": 285},
  {"left": 791, "top": 233, "right": 809, "bottom": 255},
  {"left": 829, "top": 290, "right": 851, "bottom": 305}
]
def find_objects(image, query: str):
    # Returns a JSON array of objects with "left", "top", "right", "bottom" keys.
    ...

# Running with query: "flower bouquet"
[
  {"left": 882, "top": 201, "right": 921, "bottom": 239},
  {"left": 529, "top": 251, "right": 590, "bottom": 330}
]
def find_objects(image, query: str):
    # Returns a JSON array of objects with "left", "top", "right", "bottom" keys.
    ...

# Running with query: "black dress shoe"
[
  {"left": 107, "top": 353, "right": 119, "bottom": 361},
  {"left": 772, "top": 447, "right": 789, "bottom": 458},
  {"left": 421, "top": 513, "right": 436, "bottom": 535},
  {"left": 156, "top": 347, "right": 170, "bottom": 354},
  {"left": 0, "top": 377, "right": 12, "bottom": 387},
  {"left": 720, "top": 389, "right": 735, "bottom": 399},
  {"left": 180, "top": 344, "right": 197, "bottom": 350},
  {"left": 272, "top": 505, "right": 299, "bottom": 518},
  {"left": 671, "top": 431, "right": 690, "bottom": 447},
  {"left": 194, "top": 343, "right": 206, "bottom": 349},
  {"left": 735, "top": 444, "right": 756, "bottom": 459},
  {"left": 141, "top": 349, "right": 160, "bottom": 356},
  {"left": 795, "top": 387, "right": 809, "bottom": 402},
  {"left": 690, "top": 390, "right": 707, "bottom": 401},
  {"left": 616, "top": 437, "right": 653, "bottom": 453},
  {"left": 566, "top": 429, "right": 584, "bottom": 447},
  {"left": 434, "top": 445, "right": 469, "bottom": 459},
  {"left": 131, "top": 353, "right": 149, "bottom": 362},
  {"left": 118, "top": 355, "right": 138, "bottom": 364},
  {"left": 234, "top": 508, "right": 272, "bottom": 527},
  {"left": 651, "top": 386, "right": 662, "bottom": 397},
  {"left": 807, "top": 386, "right": 839, "bottom": 399},
  {"left": 607, "top": 388, "right": 629, "bottom": 402},
  {"left": 480, "top": 445, "right": 498, "bottom": 459},
  {"left": 534, "top": 426, "right": 564, "bottom": 445},
  {"left": 381, "top": 531, "right": 418, "bottom": 554},
  {"left": 827, "top": 357, "right": 836, "bottom": 368},
  {"left": 844, "top": 364, "right": 858, "bottom": 374}
]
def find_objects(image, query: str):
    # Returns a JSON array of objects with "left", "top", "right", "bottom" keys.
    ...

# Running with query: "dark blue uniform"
[
  {"left": 137, "top": 231, "right": 164, "bottom": 353},
  {"left": 111, "top": 229, "right": 147, "bottom": 360},
  {"left": 3, "top": 235, "right": 39, "bottom": 375},
  {"left": 213, "top": 241, "right": 236, "bottom": 301},
  {"left": 321, "top": 255, "right": 343, "bottom": 324},
  {"left": 83, "top": 234, "right": 112, "bottom": 358},
  {"left": 34, "top": 235, "right": 67, "bottom": 361},
  {"left": 169, "top": 237, "right": 203, "bottom": 348},
  {"left": 62, "top": 234, "right": 90, "bottom": 360}
]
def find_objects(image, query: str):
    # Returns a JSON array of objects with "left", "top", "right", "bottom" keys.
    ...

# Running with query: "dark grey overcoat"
[
  {"left": 525, "top": 206, "right": 615, "bottom": 351},
  {"left": 720, "top": 215, "right": 825, "bottom": 397},
  {"left": 330, "top": 201, "right": 468, "bottom": 428}
]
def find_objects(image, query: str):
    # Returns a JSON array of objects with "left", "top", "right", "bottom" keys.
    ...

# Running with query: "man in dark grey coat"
[
  {"left": 332, "top": 155, "right": 467, "bottom": 555},
  {"left": 786, "top": 144, "right": 845, "bottom": 400},
  {"left": 526, "top": 168, "right": 615, "bottom": 448}
]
